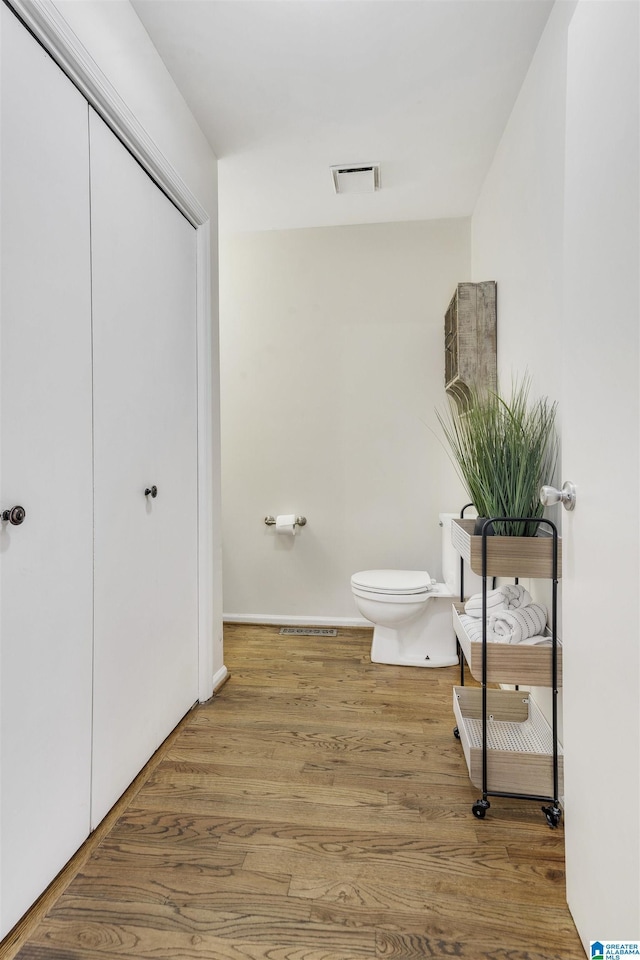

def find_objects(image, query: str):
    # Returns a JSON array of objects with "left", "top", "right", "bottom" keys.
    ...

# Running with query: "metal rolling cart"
[{"left": 450, "top": 510, "right": 563, "bottom": 828}]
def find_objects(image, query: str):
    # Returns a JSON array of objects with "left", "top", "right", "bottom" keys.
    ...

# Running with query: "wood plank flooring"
[{"left": 7, "top": 624, "right": 585, "bottom": 960}]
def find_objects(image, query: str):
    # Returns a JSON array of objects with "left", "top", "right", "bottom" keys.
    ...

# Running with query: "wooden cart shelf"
[
  {"left": 452, "top": 602, "right": 563, "bottom": 687},
  {"left": 451, "top": 517, "right": 562, "bottom": 579},
  {"left": 453, "top": 686, "right": 564, "bottom": 797}
]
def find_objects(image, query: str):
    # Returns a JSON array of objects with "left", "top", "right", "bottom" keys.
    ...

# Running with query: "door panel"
[
  {"left": 562, "top": 0, "right": 639, "bottom": 942},
  {"left": 90, "top": 110, "right": 198, "bottom": 827},
  {"left": 0, "top": 5, "right": 93, "bottom": 936}
]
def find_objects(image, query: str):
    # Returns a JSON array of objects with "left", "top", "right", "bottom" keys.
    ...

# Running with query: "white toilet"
[{"left": 351, "top": 513, "right": 482, "bottom": 668}]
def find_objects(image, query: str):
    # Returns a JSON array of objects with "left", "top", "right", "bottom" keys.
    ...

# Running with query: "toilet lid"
[{"left": 351, "top": 569, "right": 432, "bottom": 595}]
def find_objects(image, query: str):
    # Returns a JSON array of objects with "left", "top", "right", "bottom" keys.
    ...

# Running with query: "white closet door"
[
  {"left": 90, "top": 110, "right": 198, "bottom": 827},
  {"left": 0, "top": 6, "right": 93, "bottom": 937}
]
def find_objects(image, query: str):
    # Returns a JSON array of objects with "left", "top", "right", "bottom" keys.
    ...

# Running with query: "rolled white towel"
[
  {"left": 500, "top": 583, "right": 533, "bottom": 609},
  {"left": 488, "top": 603, "right": 547, "bottom": 644},
  {"left": 458, "top": 612, "right": 550, "bottom": 646},
  {"left": 464, "top": 583, "right": 532, "bottom": 618},
  {"left": 458, "top": 614, "right": 510, "bottom": 644},
  {"left": 464, "top": 588, "right": 507, "bottom": 617}
]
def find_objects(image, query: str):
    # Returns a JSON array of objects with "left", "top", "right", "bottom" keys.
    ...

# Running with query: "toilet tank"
[{"left": 439, "top": 513, "right": 483, "bottom": 598}]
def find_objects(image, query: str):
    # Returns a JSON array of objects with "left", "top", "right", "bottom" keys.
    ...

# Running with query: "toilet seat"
[{"left": 350, "top": 569, "right": 433, "bottom": 596}]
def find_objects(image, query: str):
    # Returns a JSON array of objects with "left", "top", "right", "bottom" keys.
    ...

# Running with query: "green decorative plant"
[{"left": 437, "top": 378, "right": 558, "bottom": 536}]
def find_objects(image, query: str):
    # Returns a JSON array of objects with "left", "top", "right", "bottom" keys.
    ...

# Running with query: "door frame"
[{"left": 7, "top": 0, "right": 222, "bottom": 702}]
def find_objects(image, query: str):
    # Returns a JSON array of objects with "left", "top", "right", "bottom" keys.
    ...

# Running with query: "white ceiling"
[{"left": 131, "top": 0, "right": 554, "bottom": 234}]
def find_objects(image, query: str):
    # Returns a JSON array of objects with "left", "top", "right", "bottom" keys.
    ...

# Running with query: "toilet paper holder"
[{"left": 265, "top": 515, "right": 307, "bottom": 527}]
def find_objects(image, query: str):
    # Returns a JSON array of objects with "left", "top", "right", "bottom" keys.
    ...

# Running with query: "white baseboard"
[
  {"left": 210, "top": 665, "right": 230, "bottom": 693},
  {"left": 223, "top": 613, "right": 371, "bottom": 628}
]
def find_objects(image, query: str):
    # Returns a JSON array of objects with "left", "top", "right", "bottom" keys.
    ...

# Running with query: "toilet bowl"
[{"left": 351, "top": 513, "right": 482, "bottom": 668}]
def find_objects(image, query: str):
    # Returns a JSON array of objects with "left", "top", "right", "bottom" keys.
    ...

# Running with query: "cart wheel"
[
  {"left": 541, "top": 804, "right": 562, "bottom": 829},
  {"left": 453, "top": 726, "right": 460, "bottom": 739},
  {"left": 472, "top": 799, "right": 490, "bottom": 819}
]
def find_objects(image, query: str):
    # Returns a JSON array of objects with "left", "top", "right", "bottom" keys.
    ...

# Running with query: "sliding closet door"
[
  {"left": 0, "top": 6, "right": 93, "bottom": 937},
  {"left": 90, "top": 110, "right": 199, "bottom": 827}
]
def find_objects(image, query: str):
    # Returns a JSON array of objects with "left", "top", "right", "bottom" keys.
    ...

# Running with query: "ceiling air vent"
[{"left": 331, "top": 163, "right": 381, "bottom": 195}]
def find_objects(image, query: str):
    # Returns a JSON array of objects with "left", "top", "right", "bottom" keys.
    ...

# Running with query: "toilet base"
[
  {"left": 371, "top": 628, "right": 458, "bottom": 667},
  {"left": 369, "top": 598, "right": 458, "bottom": 668}
]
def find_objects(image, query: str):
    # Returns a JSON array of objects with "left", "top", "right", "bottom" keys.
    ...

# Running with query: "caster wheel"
[
  {"left": 541, "top": 804, "right": 562, "bottom": 828},
  {"left": 453, "top": 726, "right": 460, "bottom": 739},
  {"left": 472, "top": 799, "right": 490, "bottom": 819}
]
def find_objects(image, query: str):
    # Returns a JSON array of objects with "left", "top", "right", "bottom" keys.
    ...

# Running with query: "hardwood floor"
[{"left": 7, "top": 624, "right": 585, "bottom": 960}]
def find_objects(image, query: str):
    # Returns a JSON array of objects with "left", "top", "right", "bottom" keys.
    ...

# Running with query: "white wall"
[
  {"left": 220, "top": 219, "right": 470, "bottom": 622},
  {"left": 472, "top": 0, "right": 575, "bottom": 400},
  {"left": 471, "top": 0, "right": 574, "bottom": 736},
  {"left": 471, "top": 0, "right": 640, "bottom": 948},
  {"left": 53, "top": 0, "right": 224, "bottom": 679}
]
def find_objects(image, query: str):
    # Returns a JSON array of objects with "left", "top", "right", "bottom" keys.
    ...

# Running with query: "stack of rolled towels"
[{"left": 459, "top": 583, "right": 550, "bottom": 645}]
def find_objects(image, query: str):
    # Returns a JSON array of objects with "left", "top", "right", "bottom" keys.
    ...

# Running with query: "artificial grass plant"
[{"left": 437, "top": 377, "right": 558, "bottom": 536}]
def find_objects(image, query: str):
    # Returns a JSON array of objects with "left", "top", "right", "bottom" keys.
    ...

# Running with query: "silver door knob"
[{"left": 540, "top": 481, "right": 576, "bottom": 511}]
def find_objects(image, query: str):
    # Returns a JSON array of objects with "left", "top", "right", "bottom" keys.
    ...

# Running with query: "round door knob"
[
  {"left": 2, "top": 505, "right": 26, "bottom": 525},
  {"left": 144, "top": 486, "right": 158, "bottom": 499},
  {"left": 540, "top": 481, "right": 576, "bottom": 511}
]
